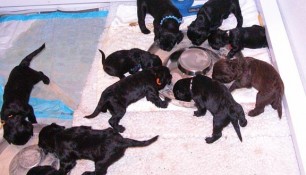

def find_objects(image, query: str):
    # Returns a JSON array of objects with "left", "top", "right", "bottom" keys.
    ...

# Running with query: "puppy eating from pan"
[
  {"left": 208, "top": 25, "right": 268, "bottom": 58},
  {"left": 137, "top": 0, "right": 184, "bottom": 51},
  {"left": 1, "top": 44, "right": 50, "bottom": 145},
  {"left": 173, "top": 74, "right": 247, "bottom": 143},
  {"left": 212, "top": 57, "right": 284, "bottom": 118},
  {"left": 100, "top": 48, "right": 162, "bottom": 79},
  {"left": 38, "top": 123, "right": 158, "bottom": 175},
  {"left": 187, "top": 0, "right": 243, "bottom": 46},
  {"left": 84, "top": 66, "right": 172, "bottom": 133}
]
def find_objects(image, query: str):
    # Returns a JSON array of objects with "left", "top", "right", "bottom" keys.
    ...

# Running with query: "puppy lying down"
[
  {"left": 38, "top": 123, "right": 158, "bottom": 175},
  {"left": 173, "top": 74, "right": 247, "bottom": 143},
  {"left": 187, "top": 0, "right": 243, "bottom": 46},
  {"left": 1, "top": 44, "right": 50, "bottom": 145},
  {"left": 100, "top": 48, "right": 162, "bottom": 79},
  {"left": 212, "top": 57, "right": 284, "bottom": 118},
  {"left": 84, "top": 66, "right": 172, "bottom": 133},
  {"left": 208, "top": 25, "right": 268, "bottom": 58}
]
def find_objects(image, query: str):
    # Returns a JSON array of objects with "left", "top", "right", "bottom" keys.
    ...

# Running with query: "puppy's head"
[
  {"left": 27, "top": 165, "right": 60, "bottom": 175},
  {"left": 3, "top": 115, "right": 33, "bottom": 145},
  {"left": 208, "top": 29, "right": 229, "bottom": 50},
  {"left": 212, "top": 59, "right": 239, "bottom": 83},
  {"left": 158, "top": 29, "right": 184, "bottom": 51},
  {"left": 151, "top": 66, "right": 172, "bottom": 89},
  {"left": 173, "top": 78, "right": 193, "bottom": 102},
  {"left": 187, "top": 16, "right": 210, "bottom": 46},
  {"left": 38, "top": 123, "right": 65, "bottom": 154},
  {"left": 141, "top": 53, "right": 162, "bottom": 69}
]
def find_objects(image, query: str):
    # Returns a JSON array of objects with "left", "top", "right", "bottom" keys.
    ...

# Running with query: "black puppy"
[
  {"left": 173, "top": 74, "right": 247, "bottom": 143},
  {"left": 187, "top": 0, "right": 243, "bottom": 46},
  {"left": 27, "top": 165, "right": 60, "bottom": 175},
  {"left": 137, "top": 0, "right": 184, "bottom": 51},
  {"left": 84, "top": 66, "right": 172, "bottom": 133},
  {"left": 1, "top": 44, "right": 50, "bottom": 145},
  {"left": 208, "top": 25, "right": 268, "bottom": 58},
  {"left": 100, "top": 49, "right": 162, "bottom": 79},
  {"left": 38, "top": 123, "right": 158, "bottom": 175}
]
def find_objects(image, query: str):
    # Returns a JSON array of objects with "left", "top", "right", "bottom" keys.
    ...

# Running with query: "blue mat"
[
  {"left": 0, "top": 77, "right": 73, "bottom": 120},
  {"left": 0, "top": 10, "right": 109, "bottom": 121}
]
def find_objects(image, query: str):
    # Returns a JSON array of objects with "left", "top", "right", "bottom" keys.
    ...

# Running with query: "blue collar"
[
  {"left": 160, "top": 15, "right": 182, "bottom": 25},
  {"left": 130, "top": 64, "right": 141, "bottom": 73}
]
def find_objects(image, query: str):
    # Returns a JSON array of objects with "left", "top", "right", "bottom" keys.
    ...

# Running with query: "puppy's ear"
[{"left": 176, "top": 31, "right": 184, "bottom": 44}]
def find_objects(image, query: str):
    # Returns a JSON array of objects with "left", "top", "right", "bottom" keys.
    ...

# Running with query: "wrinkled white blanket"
[{"left": 72, "top": 1, "right": 300, "bottom": 174}]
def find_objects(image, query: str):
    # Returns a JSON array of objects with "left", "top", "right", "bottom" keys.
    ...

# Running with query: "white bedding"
[{"left": 72, "top": 1, "right": 300, "bottom": 174}]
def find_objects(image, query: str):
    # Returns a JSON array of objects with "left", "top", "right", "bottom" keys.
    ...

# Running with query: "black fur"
[
  {"left": 187, "top": 0, "right": 243, "bottom": 46},
  {"left": 173, "top": 75, "right": 247, "bottom": 143},
  {"left": 100, "top": 49, "right": 162, "bottom": 79},
  {"left": 208, "top": 25, "right": 268, "bottom": 58},
  {"left": 1, "top": 44, "right": 50, "bottom": 145},
  {"left": 38, "top": 123, "right": 158, "bottom": 175},
  {"left": 84, "top": 66, "right": 172, "bottom": 133},
  {"left": 137, "top": 0, "right": 184, "bottom": 51},
  {"left": 27, "top": 165, "right": 60, "bottom": 175}
]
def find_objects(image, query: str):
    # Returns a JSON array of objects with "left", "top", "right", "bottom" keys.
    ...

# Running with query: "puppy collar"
[
  {"left": 160, "top": 15, "right": 182, "bottom": 25},
  {"left": 0, "top": 120, "right": 5, "bottom": 128},
  {"left": 226, "top": 30, "right": 230, "bottom": 36},
  {"left": 130, "top": 64, "right": 141, "bottom": 73},
  {"left": 0, "top": 115, "right": 13, "bottom": 128},
  {"left": 156, "top": 78, "right": 162, "bottom": 86}
]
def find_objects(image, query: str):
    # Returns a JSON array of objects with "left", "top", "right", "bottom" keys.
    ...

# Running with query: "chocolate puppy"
[
  {"left": 208, "top": 25, "right": 268, "bottom": 58},
  {"left": 84, "top": 66, "right": 172, "bottom": 133},
  {"left": 137, "top": 0, "right": 184, "bottom": 51},
  {"left": 173, "top": 74, "right": 247, "bottom": 143},
  {"left": 1, "top": 44, "right": 50, "bottom": 145},
  {"left": 100, "top": 49, "right": 162, "bottom": 79},
  {"left": 27, "top": 166, "right": 60, "bottom": 175},
  {"left": 212, "top": 57, "right": 284, "bottom": 117},
  {"left": 187, "top": 0, "right": 243, "bottom": 46},
  {"left": 38, "top": 123, "right": 158, "bottom": 175}
]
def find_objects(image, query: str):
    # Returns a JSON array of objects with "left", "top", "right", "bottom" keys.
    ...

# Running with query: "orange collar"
[{"left": 156, "top": 78, "right": 162, "bottom": 85}]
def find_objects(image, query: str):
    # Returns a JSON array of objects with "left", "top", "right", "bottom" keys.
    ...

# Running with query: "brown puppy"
[{"left": 212, "top": 57, "right": 284, "bottom": 118}]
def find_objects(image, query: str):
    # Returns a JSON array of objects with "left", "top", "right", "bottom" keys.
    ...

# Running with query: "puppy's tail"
[
  {"left": 272, "top": 82, "right": 284, "bottom": 119},
  {"left": 231, "top": 105, "right": 247, "bottom": 142},
  {"left": 123, "top": 135, "right": 159, "bottom": 148},
  {"left": 232, "top": 121, "right": 243, "bottom": 142},
  {"left": 19, "top": 43, "right": 45, "bottom": 67},
  {"left": 99, "top": 49, "right": 106, "bottom": 65}
]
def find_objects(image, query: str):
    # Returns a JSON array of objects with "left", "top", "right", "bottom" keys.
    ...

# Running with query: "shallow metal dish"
[
  {"left": 148, "top": 34, "right": 226, "bottom": 108},
  {"left": 9, "top": 144, "right": 59, "bottom": 175}
]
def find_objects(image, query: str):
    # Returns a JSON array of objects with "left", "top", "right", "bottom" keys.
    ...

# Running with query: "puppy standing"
[
  {"left": 1, "top": 44, "right": 50, "bottom": 145},
  {"left": 100, "top": 48, "right": 162, "bottom": 79},
  {"left": 212, "top": 57, "right": 284, "bottom": 117},
  {"left": 38, "top": 123, "right": 158, "bottom": 175},
  {"left": 84, "top": 66, "right": 172, "bottom": 133},
  {"left": 208, "top": 25, "right": 268, "bottom": 58},
  {"left": 173, "top": 74, "right": 247, "bottom": 143},
  {"left": 187, "top": 0, "right": 243, "bottom": 46},
  {"left": 137, "top": 0, "right": 184, "bottom": 51}
]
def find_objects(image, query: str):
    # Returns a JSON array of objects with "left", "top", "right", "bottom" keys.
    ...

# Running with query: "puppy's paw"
[
  {"left": 193, "top": 110, "right": 205, "bottom": 117},
  {"left": 141, "top": 29, "right": 151, "bottom": 34},
  {"left": 43, "top": 77, "right": 50, "bottom": 84},
  {"left": 239, "top": 118, "right": 247, "bottom": 127},
  {"left": 114, "top": 125, "right": 126, "bottom": 133},
  {"left": 82, "top": 171, "right": 96, "bottom": 175},
  {"left": 205, "top": 137, "right": 216, "bottom": 144},
  {"left": 248, "top": 108, "right": 264, "bottom": 117},
  {"left": 159, "top": 101, "right": 169, "bottom": 108}
]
